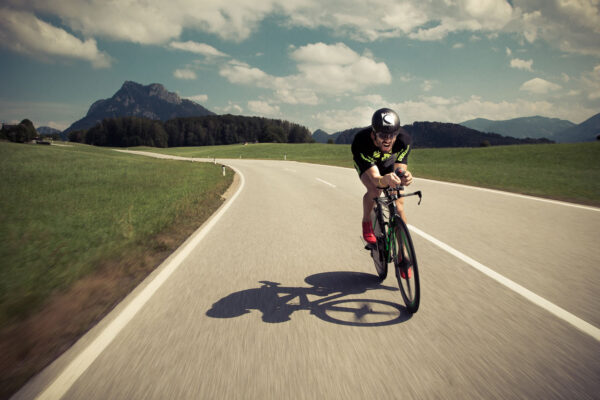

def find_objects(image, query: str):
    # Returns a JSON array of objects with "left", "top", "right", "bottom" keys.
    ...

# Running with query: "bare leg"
[{"left": 360, "top": 173, "right": 382, "bottom": 222}]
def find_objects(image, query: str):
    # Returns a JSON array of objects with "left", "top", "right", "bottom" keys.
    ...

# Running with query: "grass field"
[
  {"left": 0, "top": 142, "right": 232, "bottom": 326},
  {"left": 0, "top": 141, "right": 233, "bottom": 399},
  {"left": 140, "top": 141, "right": 600, "bottom": 206}
]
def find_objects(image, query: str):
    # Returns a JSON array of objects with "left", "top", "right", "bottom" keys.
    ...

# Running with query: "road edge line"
[
  {"left": 408, "top": 224, "right": 600, "bottom": 342},
  {"left": 34, "top": 165, "right": 246, "bottom": 400}
]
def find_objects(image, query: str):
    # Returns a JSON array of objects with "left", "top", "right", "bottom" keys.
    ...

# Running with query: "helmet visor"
[{"left": 375, "top": 131, "right": 397, "bottom": 140}]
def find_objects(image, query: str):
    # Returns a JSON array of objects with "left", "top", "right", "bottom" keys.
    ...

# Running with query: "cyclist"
[{"left": 352, "top": 108, "right": 413, "bottom": 245}]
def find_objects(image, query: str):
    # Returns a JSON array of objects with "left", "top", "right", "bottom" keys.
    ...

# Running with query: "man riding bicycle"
[{"left": 351, "top": 108, "right": 413, "bottom": 245}]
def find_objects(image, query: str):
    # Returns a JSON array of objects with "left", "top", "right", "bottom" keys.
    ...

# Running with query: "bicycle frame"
[{"left": 373, "top": 186, "right": 422, "bottom": 262}]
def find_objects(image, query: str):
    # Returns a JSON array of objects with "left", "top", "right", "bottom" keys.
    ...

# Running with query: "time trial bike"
[{"left": 366, "top": 169, "right": 422, "bottom": 313}]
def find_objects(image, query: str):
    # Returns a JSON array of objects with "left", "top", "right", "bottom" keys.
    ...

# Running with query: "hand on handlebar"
[
  {"left": 394, "top": 168, "right": 413, "bottom": 186},
  {"left": 382, "top": 172, "right": 402, "bottom": 187}
]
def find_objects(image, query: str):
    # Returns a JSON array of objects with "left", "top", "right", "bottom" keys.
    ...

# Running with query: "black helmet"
[{"left": 371, "top": 108, "right": 400, "bottom": 136}]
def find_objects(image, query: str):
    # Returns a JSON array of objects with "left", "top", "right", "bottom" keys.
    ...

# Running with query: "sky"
[{"left": 1, "top": 0, "right": 599, "bottom": 134}]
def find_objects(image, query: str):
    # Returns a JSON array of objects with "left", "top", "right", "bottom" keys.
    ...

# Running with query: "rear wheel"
[
  {"left": 391, "top": 216, "right": 420, "bottom": 313},
  {"left": 370, "top": 209, "right": 387, "bottom": 280}
]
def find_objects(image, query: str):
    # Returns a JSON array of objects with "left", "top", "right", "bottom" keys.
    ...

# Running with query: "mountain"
[
  {"left": 334, "top": 127, "right": 366, "bottom": 144},
  {"left": 459, "top": 116, "right": 575, "bottom": 141},
  {"left": 312, "top": 129, "right": 345, "bottom": 143},
  {"left": 330, "top": 123, "right": 552, "bottom": 147},
  {"left": 64, "top": 81, "right": 215, "bottom": 133},
  {"left": 406, "top": 122, "right": 552, "bottom": 147},
  {"left": 37, "top": 126, "right": 67, "bottom": 140},
  {"left": 554, "top": 113, "right": 600, "bottom": 142}
]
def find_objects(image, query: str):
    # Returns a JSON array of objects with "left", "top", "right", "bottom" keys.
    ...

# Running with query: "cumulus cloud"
[
  {"left": 510, "top": 0, "right": 600, "bottom": 56},
  {"left": 510, "top": 58, "right": 533, "bottom": 71},
  {"left": 169, "top": 41, "right": 228, "bottom": 58},
  {"left": 0, "top": 7, "right": 111, "bottom": 67},
  {"left": 4, "top": 0, "right": 599, "bottom": 61},
  {"left": 220, "top": 43, "right": 391, "bottom": 104},
  {"left": 186, "top": 94, "right": 208, "bottom": 103},
  {"left": 248, "top": 100, "right": 280, "bottom": 116},
  {"left": 520, "top": 78, "right": 562, "bottom": 94},
  {"left": 174, "top": 69, "right": 197, "bottom": 80},
  {"left": 290, "top": 42, "right": 391, "bottom": 93}
]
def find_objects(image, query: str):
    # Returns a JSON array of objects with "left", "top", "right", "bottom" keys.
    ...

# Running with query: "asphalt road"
[{"left": 14, "top": 155, "right": 600, "bottom": 399}]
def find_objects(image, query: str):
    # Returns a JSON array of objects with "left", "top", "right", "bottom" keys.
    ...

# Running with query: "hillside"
[
  {"left": 64, "top": 81, "right": 214, "bottom": 133},
  {"left": 555, "top": 113, "right": 600, "bottom": 142},
  {"left": 331, "top": 123, "right": 551, "bottom": 147},
  {"left": 460, "top": 116, "right": 574, "bottom": 141}
]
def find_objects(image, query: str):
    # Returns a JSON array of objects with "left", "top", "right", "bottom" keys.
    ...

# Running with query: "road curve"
[{"left": 14, "top": 154, "right": 600, "bottom": 399}]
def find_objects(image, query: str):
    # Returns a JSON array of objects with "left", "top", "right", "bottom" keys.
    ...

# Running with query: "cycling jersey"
[{"left": 351, "top": 128, "right": 412, "bottom": 177}]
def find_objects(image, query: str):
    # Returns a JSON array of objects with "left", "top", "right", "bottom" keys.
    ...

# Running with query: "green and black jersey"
[{"left": 351, "top": 128, "right": 412, "bottom": 177}]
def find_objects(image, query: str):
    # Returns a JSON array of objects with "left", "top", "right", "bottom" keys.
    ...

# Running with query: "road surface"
[{"left": 14, "top": 155, "right": 600, "bottom": 399}]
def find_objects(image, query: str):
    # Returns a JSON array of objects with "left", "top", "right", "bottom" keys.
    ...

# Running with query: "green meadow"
[
  {"left": 0, "top": 142, "right": 232, "bottom": 327},
  {"left": 142, "top": 141, "right": 600, "bottom": 206}
]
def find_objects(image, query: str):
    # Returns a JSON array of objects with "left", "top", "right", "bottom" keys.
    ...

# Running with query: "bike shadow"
[{"left": 206, "top": 271, "right": 413, "bottom": 327}]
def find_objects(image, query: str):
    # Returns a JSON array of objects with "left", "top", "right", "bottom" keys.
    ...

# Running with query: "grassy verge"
[
  {"left": 140, "top": 141, "right": 600, "bottom": 207},
  {"left": 0, "top": 141, "right": 233, "bottom": 398}
]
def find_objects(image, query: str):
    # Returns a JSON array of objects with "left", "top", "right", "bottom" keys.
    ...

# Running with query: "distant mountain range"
[
  {"left": 64, "top": 81, "right": 214, "bottom": 133},
  {"left": 459, "top": 114, "right": 600, "bottom": 143},
  {"left": 37, "top": 126, "right": 69, "bottom": 141},
  {"left": 328, "top": 124, "right": 552, "bottom": 148},
  {"left": 313, "top": 113, "right": 599, "bottom": 147}
]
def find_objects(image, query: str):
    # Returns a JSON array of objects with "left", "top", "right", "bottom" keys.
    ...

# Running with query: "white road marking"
[
  {"left": 35, "top": 167, "right": 246, "bottom": 400},
  {"left": 316, "top": 178, "right": 336, "bottom": 188},
  {"left": 408, "top": 224, "right": 600, "bottom": 342},
  {"left": 417, "top": 177, "right": 599, "bottom": 212}
]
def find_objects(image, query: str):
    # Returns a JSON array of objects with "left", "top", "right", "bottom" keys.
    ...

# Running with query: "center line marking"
[
  {"left": 316, "top": 178, "right": 336, "bottom": 188},
  {"left": 408, "top": 224, "right": 600, "bottom": 342}
]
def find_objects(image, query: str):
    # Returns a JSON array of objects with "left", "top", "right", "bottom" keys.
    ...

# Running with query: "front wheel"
[
  {"left": 370, "top": 209, "right": 387, "bottom": 280},
  {"left": 391, "top": 216, "right": 420, "bottom": 313}
]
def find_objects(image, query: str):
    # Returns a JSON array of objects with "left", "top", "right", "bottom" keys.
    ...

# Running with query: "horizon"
[{"left": 1, "top": 1, "right": 599, "bottom": 132}]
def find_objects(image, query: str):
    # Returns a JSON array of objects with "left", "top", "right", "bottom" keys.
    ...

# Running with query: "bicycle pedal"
[{"left": 364, "top": 243, "right": 377, "bottom": 251}]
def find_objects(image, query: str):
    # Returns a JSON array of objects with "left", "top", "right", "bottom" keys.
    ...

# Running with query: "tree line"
[
  {"left": 68, "top": 115, "right": 314, "bottom": 147},
  {"left": 0, "top": 119, "right": 38, "bottom": 143}
]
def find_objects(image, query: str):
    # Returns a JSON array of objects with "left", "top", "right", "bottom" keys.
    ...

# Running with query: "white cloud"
[
  {"left": 186, "top": 94, "right": 208, "bottom": 103},
  {"left": 422, "top": 80, "right": 435, "bottom": 92},
  {"left": 215, "top": 101, "right": 243, "bottom": 114},
  {"left": 510, "top": 58, "right": 533, "bottom": 71},
  {"left": 312, "top": 106, "right": 374, "bottom": 132},
  {"left": 220, "top": 43, "right": 391, "bottom": 104},
  {"left": 510, "top": 0, "right": 600, "bottom": 56},
  {"left": 169, "top": 41, "right": 228, "bottom": 58},
  {"left": 219, "top": 60, "right": 270, "bottom": 85},
  {"left": 520, "top": 78, "right": 562, "bottom": 94},
  {"left": 5, "top": 0, "right": 599, "bottom": 60},
  {"left": 248, "top": 100, "right": 280, "bottom": 116},
  {"left": 174, "top": 69, "right": 197, "bottom": 80},
  {"left": 581, "top": 64, "right": 600, "bottom": 100},
  {"left": 0, "top": 8, "right": 111, "bottom": 68}
]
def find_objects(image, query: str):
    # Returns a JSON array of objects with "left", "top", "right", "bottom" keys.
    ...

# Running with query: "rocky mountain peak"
[{"left": 64, "top": 80, "right": 214, "bottom": 133}]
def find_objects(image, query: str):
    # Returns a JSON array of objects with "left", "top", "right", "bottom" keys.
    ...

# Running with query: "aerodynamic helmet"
[{"left": 371, "top": 108, "right": 401, "bottom": 136}]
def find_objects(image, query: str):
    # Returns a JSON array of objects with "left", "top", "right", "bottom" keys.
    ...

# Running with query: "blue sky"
[{"left": 1, "top": 0, "right": 599, "bottom": 133}]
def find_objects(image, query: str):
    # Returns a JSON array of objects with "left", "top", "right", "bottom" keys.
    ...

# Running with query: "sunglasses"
[{"left": 375, "top": 132, "right": 396, "bottom": 140}]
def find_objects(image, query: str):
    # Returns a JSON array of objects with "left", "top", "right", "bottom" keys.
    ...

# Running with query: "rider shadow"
[{"left": 206, "top": 271, "right": 413, "bottom": 327}]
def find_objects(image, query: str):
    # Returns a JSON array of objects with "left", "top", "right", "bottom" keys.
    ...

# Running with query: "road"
[{"left": 14, "top": 155, "right": 600, "bottom": 399}]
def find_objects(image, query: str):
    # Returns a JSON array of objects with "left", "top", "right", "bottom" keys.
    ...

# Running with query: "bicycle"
[{"left": 366, "top": 169, "right": 422, "bottom": 313}]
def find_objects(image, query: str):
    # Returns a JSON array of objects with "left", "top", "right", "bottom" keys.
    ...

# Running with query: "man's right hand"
[{"left": 383, "top": 172, "right": 403, "bottom": 187}]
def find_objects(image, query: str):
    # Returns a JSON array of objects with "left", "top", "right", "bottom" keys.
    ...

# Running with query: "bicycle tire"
[
  {"left": 391, "top": 216, "right": 420, "bottom": 313},
  {"left": 370, "top": 208, "right": 387, "bottom": 280}
]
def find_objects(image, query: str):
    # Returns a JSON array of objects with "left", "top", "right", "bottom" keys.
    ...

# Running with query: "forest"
[{"left": 68, "top": 115, "right": 313, "bottom": 147}]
